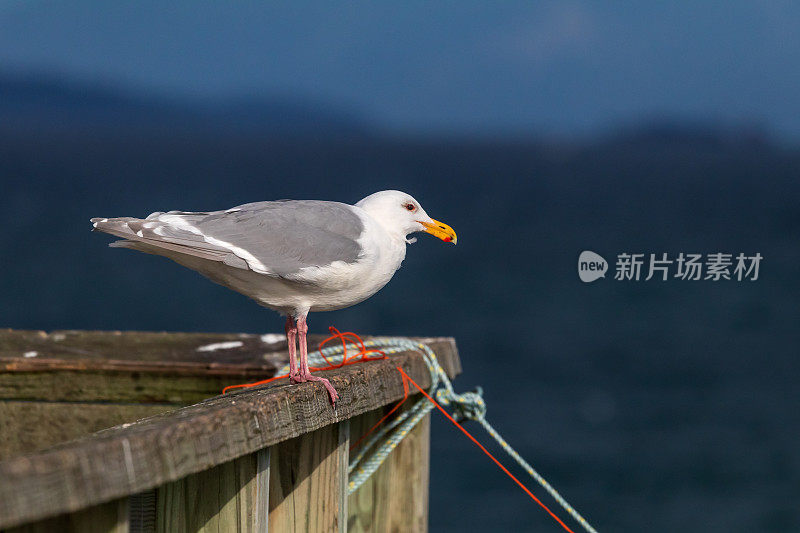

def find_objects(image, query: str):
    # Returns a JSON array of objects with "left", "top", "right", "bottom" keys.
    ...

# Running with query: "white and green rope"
[{"left": 277, "top": 337, "right": 598, "bottom": 533}]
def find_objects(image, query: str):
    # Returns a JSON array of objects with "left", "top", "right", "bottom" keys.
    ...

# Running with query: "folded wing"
[{"left": 91, "top": 200, "right": 365, "bottom": 277}]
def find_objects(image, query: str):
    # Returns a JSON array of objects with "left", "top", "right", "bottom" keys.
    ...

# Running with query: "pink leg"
[
  {"left": 297, "top": 314, "right": 339, "bottom": 404},
  {"left": 285, "top": 316, "right": 303, "bottom": 384}
]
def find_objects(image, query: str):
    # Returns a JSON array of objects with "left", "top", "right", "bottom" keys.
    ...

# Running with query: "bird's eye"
[{"left": 404, "top": 203, "right": 416, "bottom": 212}]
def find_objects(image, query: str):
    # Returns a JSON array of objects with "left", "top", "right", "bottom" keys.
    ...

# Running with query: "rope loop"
[{"left": 436, "top": 386, "right": 486, "bottom": 422}]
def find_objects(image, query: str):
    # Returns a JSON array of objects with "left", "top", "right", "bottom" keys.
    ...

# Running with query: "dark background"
[{"left": 2, "top": 3, "right": 799, "bottom": 531}]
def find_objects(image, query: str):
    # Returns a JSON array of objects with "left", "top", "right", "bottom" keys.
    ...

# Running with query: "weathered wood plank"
[
  {"left": 0, "top": 330, "right": 458, "bottom": 371},
  {"left": 0, "top": 329, "right": 285, "bottom": 403},
  {"left": 254, "top": 449, "right": 270, "bottom": 533},
  {"left": 268, "top": 422, "right": 349, "bottom": 532},
  {"left": 337, "top": 421, "right": 349, "bottom": 533},
  {"left": 0, "top": 401, "right": 177, "bottom": 460},
  {"left": 347, "top": 403, "right": 431, "bottom": 533},
  {"left": 0, "top": 369, "right": 258, "bottom": 404},
  {"left": 0, "top": 338, "right": 459, "bottom": 530},
  {"left": 3, "top": 498, "right": 128, "bottom": 533},
  {"left": 0, "top": 330, "right": 459, "bottom": 403},
  {"left": 0, "top": 329, "right": 289, "bottom": 365},
  {"left": 155, "top": 453, "right": 259, "bottom": 533}
]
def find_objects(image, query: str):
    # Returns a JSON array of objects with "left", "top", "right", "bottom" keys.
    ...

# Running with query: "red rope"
[
  {"left": 349, "top": 371, "right": 410, "bottom": 451},
  {"left": 396, "top": 367, "right": 576, "bottom": 533},
  {"left": 310, "top": 327, "right": 387, "bottom": 370},
  {"left": 222, "top": 327, "right": 386, "bottom": 395}
]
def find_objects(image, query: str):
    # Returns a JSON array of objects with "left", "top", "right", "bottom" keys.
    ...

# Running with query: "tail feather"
[{"left": 90, "top": 216, "right": 231, "bottom": 264}]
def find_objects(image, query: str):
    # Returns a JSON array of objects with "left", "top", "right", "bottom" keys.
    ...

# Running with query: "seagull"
[{"left": 91, "top": 190, "right": 457, "bottom": 403}]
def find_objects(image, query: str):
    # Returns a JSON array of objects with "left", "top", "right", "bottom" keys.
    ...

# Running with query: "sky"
[{"left": 1, "top": 1, "right": 799, "bottom": 138}]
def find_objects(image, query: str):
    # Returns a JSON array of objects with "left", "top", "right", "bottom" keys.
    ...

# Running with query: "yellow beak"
[{"left": 419, "top": 219, "right": 457, "bottom": 244}]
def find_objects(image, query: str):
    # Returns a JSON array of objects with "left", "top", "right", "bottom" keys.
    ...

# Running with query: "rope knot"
[{"left": 435, "top": 386, "right": 486, "bottom": 422}]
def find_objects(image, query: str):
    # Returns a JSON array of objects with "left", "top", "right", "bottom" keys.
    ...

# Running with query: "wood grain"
[
  {"left": 0, "top": 337, "right": 459, "bottom": 530},
  {"left": 0, "top": 402, "right": 176, "bottom": 460},
  {"left": 254, "top": 448, "right": 270, "bottom": 533},
  {"left": 337, "top": 421, "right": 349, "bottom": 533},
  {"left": 347, "top": 403, "right": 431, "bottom": 533},
  {"left": 268, "top": 422, "right": 349, "bottom": 533},
  {"left": 0, "top": 329, "right": 289, "bottom": 366},
  {"left": 0, "top": 370, "right": 254, "bottom": 404},
  {"left": 0, "top": 329, "right": 460, "bottom": 403},
  {"left": 155, "top": 453, "right": 259, "bottom": 533}
]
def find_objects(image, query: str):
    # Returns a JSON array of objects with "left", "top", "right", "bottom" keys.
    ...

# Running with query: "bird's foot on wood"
[
  {"left": 290, "top": 372, "right": 306, "bottom": 384},
  {"left": 301, "top": 373, "right": 339, "bottom": 404}
]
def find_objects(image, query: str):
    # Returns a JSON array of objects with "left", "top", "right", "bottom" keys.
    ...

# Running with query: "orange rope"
[
  {"left": 222, "top": 327, "right": 386, "bottom": 395},
  {"left": 311, "top": 327, "right": 387, "bottom": 370},
  {"left": 396, "top": 366, "right": 576, "bottom": 533},
  {"left": 349, "top": 370, "right": 410, "bottom": 451}
]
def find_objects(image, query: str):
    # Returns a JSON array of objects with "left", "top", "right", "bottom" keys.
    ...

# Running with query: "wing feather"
[{"left": 91, "top": 200, "right": 364, "bottom": 276}]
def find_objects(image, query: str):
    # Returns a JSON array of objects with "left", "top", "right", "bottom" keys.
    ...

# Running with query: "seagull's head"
[{"left": 356, "top": 190, "right": 457, "bottom": 245}]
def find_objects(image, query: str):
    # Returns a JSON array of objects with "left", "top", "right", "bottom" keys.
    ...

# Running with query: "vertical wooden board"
[
  {"left": 337, "top": 420, "right": 350, "bottom": 533},
  {"left": 155, "top": 475, "right": 185, "bottom": 533},
  {"left": 4, "top": 498, "right": 129, "bottom": 533},
  {"left": 253, "top": 448, "right": 270, "bottom": 533},
  {"left": 268, "top": 422, "right": 349, "bottom": 533},
  {"left": 348, "top": 404, "right": 431, "bottom": 533},
  {"left": 234, "top": 452, "right": 262, "bottom": 532},
  {"left": 346, "top": 408, "right": 383, "bottom": 533},
  {"left": 155, "top": 453, "right": 259, "bottom": 533}
]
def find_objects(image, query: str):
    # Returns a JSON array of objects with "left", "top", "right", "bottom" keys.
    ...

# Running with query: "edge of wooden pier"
[{"left": 0, "top": 330, "right": 460, "bottom": 531}]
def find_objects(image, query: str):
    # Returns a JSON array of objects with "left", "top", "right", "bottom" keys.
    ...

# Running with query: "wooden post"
[
  {"left": 155, "top": 453, "right": 261, "bottom": 533},
  {"left": 347, "top": 402, "right": 431, "bottom": 533},
  {"left": 268, "top": 422, "right": 350, "bottom": 532}
]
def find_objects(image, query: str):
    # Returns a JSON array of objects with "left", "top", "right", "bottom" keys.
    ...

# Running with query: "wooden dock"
[{"left": 0, "top": 329, "right": 461, "bottom": 532}]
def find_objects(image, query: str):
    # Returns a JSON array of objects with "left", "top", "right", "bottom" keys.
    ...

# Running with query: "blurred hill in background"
[{"left": 0, "top": 74, "right": 371, "bottom": 137}]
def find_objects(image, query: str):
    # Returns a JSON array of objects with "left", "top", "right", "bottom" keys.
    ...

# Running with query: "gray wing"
[{"left": 91, "top": 200, "right": 364, "bottom": 277}]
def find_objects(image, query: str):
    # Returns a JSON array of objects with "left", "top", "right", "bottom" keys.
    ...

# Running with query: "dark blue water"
[{"left": 1, "top": 131, "right": 798, "bottom": 531}]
